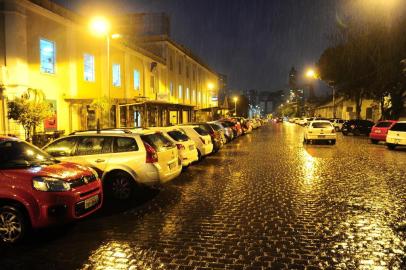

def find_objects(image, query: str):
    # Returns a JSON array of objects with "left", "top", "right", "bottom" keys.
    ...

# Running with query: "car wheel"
[
  {"left": 370, "top": 139, "right": 378, "bottom": 144},
  {"left": 106, "top": 171, "right": 134, "bottom": 200},
  {"left": 0, "top": 205, "right": 27, "bottom": 243},
  {"left": 387, "top": 143, "right": 396, "bottom": 150},
  {"left": 197, "top": 149, "right": 203, "bottom": 161}
]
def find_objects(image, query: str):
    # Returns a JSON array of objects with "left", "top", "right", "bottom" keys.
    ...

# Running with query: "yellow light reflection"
[{"left": 302, "top": 150, "right": 316, "bottom": 188}]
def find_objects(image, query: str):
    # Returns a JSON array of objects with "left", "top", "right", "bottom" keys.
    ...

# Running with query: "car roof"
[
  {"left": 177, "top": 125, "right": 199, "bottom": 128},
  {"left": 309, "top": 120, "right": 332, "bottom": 123}
]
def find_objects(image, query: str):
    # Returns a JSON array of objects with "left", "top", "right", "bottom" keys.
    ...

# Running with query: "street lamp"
[{"left": 233, "top": 96, "right": 238, "bottom": 116}]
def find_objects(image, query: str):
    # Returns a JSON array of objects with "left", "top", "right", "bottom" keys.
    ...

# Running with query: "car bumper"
[
  {"left": 31, "top": 180, "right": 103, "bottom": 228},
  {"left": 201, "top": 144, "right": 214, "bottom": 156},
  {"left": 386, "top": 136, "right": 406, "bottom": 146},
  {"left": 369, "top": 133, "right": 387, "bottom": 141},
  {"left": 306, "top": 134, "right": 336, "bottom": 140},
  {"left": 180, "top": 150, "right": 199, "bottom": 166}
]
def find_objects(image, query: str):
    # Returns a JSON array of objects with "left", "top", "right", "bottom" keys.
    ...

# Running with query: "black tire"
[
  {"left": 387, "top": 143, "right": 396, "bottom": 150},
  {"left": 105, "top": 171, "right": 134, "bottom": 200},
  {"left": 0, "top": 205, "right": 28, "bottom": 243},
  {"left": 303, "top": 138, "right": 308, "bottom": 144},
  {"left": 197, "top": 149, "right": 203, "bottom": 161},
  {"left": 370, "top": 139, "right": 378, "bottom": 144}
]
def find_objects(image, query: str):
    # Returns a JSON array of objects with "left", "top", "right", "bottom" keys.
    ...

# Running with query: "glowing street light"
[
  {"left": 233, "top": 96, "right": 238, "bottom": 116},
  {"left": 208, "top": 82, "right": 214, "bottom": 90},
  {"left": 305, "top": 69, "right": 317, "bottom": 79},
  {"left": 89, "top": 16, "right": 110, "bottom": 36}
]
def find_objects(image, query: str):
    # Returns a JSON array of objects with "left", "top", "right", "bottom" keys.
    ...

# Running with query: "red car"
[
  {"left": 369, "top": 120, "right": 398, "bottom": 144},
  {"left": 0, "top": 136, "right": 103, "bottom": 243}
]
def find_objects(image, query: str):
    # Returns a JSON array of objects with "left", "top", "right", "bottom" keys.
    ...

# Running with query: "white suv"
[
  {"left": 42, "top": 130, "right": 182, "bottom": 200},
  {"left": 149, "top": 127, "right": 199, "bottom": 166},
  {"left": 386, "top": 121, "right": 406, "bottom": 150},
  {"left": 177, "top": 125, "right": 213, "bottom": 160}
]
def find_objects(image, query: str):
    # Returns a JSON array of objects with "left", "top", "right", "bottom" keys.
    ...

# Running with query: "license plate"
[
  {"left": 169, "top": 162, "right": 176, "bottom": 170},
  {"left": 189, "top": 145, "right": 194, "bottom": 150},
  {"left": 375, "top": 130, "right": 381, "bottom": 133},
  {"left": 84, "top": 195, "right": 99, "bottom": 209},
  {"left": 318, "top": 135, "right": 326, "bottom": 138}
]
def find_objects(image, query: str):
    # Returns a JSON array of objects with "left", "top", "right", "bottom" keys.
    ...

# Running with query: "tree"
[
  {"left": 89, "top": 96, "right": 113, "bottom": 128},
  {"left": 8, "top": 88, "right": 52, "bottom": 140}
]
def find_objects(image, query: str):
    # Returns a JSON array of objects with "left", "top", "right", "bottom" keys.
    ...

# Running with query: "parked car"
[
  {"left": 208, "top": 122, "right": 228, "bottom": 144},
  {"left": 214, "top": 121, "right": 234, "bottom": 142},
  {"left": 177, "top": 125, "right": 214, "bottom": 160},
  {"left": 304, "top": 120, "right": 336, "bottom": 145},
  {"left": 43, "top": 130, "right": 182, "bottom": 200},
  {"left": 0, "top": 136, "right": 102, "bottom": 243},
  {"left": 329, "top": 119, "right": 345, "bottom": 131},
  {"left": 184, "top": 122, "right": 223, "bottom": 152},
  {"left": 386, "top": 121, "right": 406, "bottom": 150},
  {"left": 369, "top": 120, "right": 398, "bottom": 144},
  {"left": 149, "top": 127, "right": 198, "bottom": 167},
  {"left": 298, "top": 117, "right": 310, "bottom": 126},
  {"left": 342, "top": 119, "right": 374, "bottom": 136}
]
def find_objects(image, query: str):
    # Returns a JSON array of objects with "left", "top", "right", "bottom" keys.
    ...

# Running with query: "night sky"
[{"left": 53, "top": 0, "right": 340, "bottom": 94}]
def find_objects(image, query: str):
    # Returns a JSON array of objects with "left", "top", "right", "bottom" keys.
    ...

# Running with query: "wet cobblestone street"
[{"left": 1, "top": 123, "right": 405, "bottom": 269}]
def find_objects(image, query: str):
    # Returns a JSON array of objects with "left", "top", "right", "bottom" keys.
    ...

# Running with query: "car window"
[
  {"left": 391, "top": 123, "right": 406, "bottom": 132},
  {"left": 167, "top": 130, "right": 190, "bottom": 142},
  {"left": 193, "top": 127, "right": 209, "bottom": 136},
  {"left": 311, "top": 122, "right": 332, "bottom": 128},
  {"left": 0, "top": 140, "right": 55, "bottom": 169},
  {"left": 75, "top": 136, "right": 113, "bottom": 156},
  {"left": 210, "top": 124, "right": 222, "bottom": 131},
  {"left": 113, "top": 137, "right": 138, "bottom": 153},
  {"left": 141, "top": 133, "right": 174, "bottom": 151},
  {"left": 375, "top": 122, "right": 393, "bottom": 128},
  {"left": 43, "top": 137, "right": 77, "bottom": 157}
]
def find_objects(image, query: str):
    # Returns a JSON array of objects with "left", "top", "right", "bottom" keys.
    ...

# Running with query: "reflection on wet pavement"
[{"left": 0, "top": 123, "right": 405, "bottom": 269}]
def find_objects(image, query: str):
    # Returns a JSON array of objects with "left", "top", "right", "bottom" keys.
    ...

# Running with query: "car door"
[{"left": 72, "top": 136, "right": 113, "bottom": 173}]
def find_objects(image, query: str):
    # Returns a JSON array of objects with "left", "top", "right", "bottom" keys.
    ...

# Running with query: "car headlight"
[{"left": 33, "top": 177, "right": 71, "bottom": 192}]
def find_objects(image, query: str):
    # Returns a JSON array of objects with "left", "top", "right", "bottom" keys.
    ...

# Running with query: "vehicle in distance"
[
  {"left": 304, "top": 120, "right": 336, "bottom": 145},
  {"left": 342, "top": 119, "right": 374, "bottom": 136},
  {"left": 369, "top": 120, "right": 397, "bottom": 144}
]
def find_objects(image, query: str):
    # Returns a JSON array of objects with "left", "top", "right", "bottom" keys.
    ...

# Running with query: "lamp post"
[{"left": 233, "top": 96, "right": 238, "bottom": 116}]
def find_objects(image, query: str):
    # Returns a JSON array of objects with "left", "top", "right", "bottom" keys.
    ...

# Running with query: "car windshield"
[
  {"left": 141, "top": 133, "right": 174, "bottom": 151},
  {"left": 193, "top": 127, "right": 209, "bottom": 136},
  {"left": 0, "top": 140, "right": 57, "bottom": 169},
  {"left": 311, "top": 122, "right": 332, "bottom": 129},
  {"left": 167, "top": 130, "right": 190, "bottom": 142},
  {"left": 390, "top": 123, "right": 406, "bottom": 132},
  {"left": 375, "top": 121, "right": 393, "bottom": 128}
]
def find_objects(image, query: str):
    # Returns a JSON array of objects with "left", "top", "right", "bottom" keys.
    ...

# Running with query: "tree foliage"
[
  {"left": 8, "top": 88, "right": 52, "bottom": 139},
  {"left": 317, "top": 2, "right": 406, "bottom": 119}
]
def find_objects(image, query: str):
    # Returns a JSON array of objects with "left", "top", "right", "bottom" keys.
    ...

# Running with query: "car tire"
[
  {"left": 105, "top": 171, "right": 134, "bottom": 200},
  {"left": 370, "top": 139, "right": 378, "bottom": 144},
  {"left": 353, "top": 129, "right": 361, "bottom": 136},
  {"left": 0, "top": 205, "right": 28, "bottom": 244},
  {"left": 387, "top": 143, "right": 396, "bottom": 150},
  {"left": 197, "top": 149, "right": 203, "bottom": 161}
]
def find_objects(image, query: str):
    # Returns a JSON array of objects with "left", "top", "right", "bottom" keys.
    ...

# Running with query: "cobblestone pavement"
[{"left": 1, "top": 123, "right": 406, "bottom": 270}]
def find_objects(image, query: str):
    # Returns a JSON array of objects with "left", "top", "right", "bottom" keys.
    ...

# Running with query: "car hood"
[{"left": 1, "top": 162, "right": 92, "bottom": 182}]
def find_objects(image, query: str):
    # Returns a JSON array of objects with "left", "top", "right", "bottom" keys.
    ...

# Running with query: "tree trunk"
[{"left": 354, "top": 90, "right": 363, "bottom": 119}]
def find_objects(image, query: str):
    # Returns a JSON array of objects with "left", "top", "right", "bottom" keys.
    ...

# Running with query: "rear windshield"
[
  {"left": 193, "top": 127, "right": 209, "bottom": 136},
  {"left": 375, "top": 121, "right": 393, "bottom": 128},
  {"left": 167, "top": 130, "right": 190, "bottom": 142},
  {"left": 311, "top": 122, "right": 332, "bottom": 129},
  {"left": 391, "top": 123, "right": 406, "bottom": 132},
  {"left": 141, "top": 133, "right": 174, "bottom": 151},
  {"left": 210, "top": 124, "right": 222, "bottom": 131}
]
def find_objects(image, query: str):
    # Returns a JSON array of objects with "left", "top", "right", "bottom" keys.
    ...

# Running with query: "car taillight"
[
  {"left": 176, "top": 144, "right": 185, "bottom": 150},
  {"left": 200, "top": 137, "right": 206, "bottom": 144},
  {"left": 144, "top": 142, "right": 158, "bottom": 163}
]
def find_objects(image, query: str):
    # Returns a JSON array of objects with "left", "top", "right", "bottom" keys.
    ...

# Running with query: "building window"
[
  {"left": 169, "top": 56, "right": 173, "bottom": 71},
  {"left": 133, "top": 69, "right": 140, "bottom": 90},
  {"left": 170, "top": 82, "right": 174, "bottom": 96},
  {"left": 186, "top": 88, "right": 190, "bottom": 100},
  {"left": 112, "top": 64, "right": 121, "bottom": 87},
  {"left": 40, "top": 39, "right": 55, "bottom": 74},
  {"left": 178, "top": 85, "right": 183, "bottom": 99},
  {"left": 83, "top": 53, "right": 95, "bottom": 82}
]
